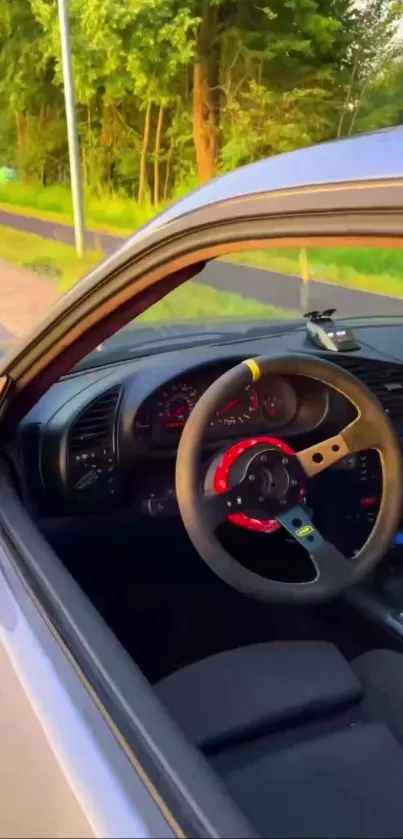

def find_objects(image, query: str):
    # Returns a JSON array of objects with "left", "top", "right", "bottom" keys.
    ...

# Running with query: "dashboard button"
[{"left": 143, "top": 495, "right": 178, "bottom": 517}]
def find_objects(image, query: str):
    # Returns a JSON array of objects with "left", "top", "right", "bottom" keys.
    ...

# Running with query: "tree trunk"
[
  {"left": 192, "top": 2, "right": 220, "bottom": 182},
  {"left": 100, "top": 103, "right": 113, "bottom": 190},
  {"left": 138, "top": 102, "right": 152, "bottom": 204},
  {"left": 85, "top": 105, "right": 91, "bottom": 189},
  {"left": 15, "top": 112, "right": 26, "bottom": 153},
  {"left": 193, "top": 61, "right": 218, "bottom": 182},
  {"left": 82, "top": 143, "right": 88, "bottom": 190},
  {"left": 347, "top": 77, "right": 371, "bottom": 136},
  {"left": 163, "top": 138, "right": 173, "bottom": 202},
  {"left": 153, "top": 104, "right": 164, "bottom": 205},
  {"left": 337, "top": 49, "right": 360, "bottom": 138}
]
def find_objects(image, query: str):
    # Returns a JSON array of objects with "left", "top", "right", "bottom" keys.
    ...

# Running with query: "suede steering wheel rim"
[{"left": 175, "top": 354, "right": 403, "bottom": 603}]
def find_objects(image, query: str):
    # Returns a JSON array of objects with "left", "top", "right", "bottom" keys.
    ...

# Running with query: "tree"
[
  {"left": 1, "top": 0, "right": 400, "bottom": 199},
  {"left": 0, "top": 0, "right": 62, "bottom": 179},
  {"left": 218, "top": 0, "right": 358, "bottom": 168},
  {"left": 337, "top": 0, "right": 403, "bottom": 137},
  {"left": 353, "top": 55, "right": 403, "bottom": 133}
]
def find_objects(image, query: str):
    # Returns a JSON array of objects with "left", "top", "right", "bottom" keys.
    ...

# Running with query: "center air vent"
[
  {"left": 68, "top": 386, "right": 122, "bottom": 454},
  {"left": 64, "top": 386, "right": 123, "bottom": 504},
  {"left": 324, "top": 355, "right": 403, "bottom": 421}
]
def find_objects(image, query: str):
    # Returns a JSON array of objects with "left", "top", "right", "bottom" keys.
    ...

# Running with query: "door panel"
[
  {"left": 0, "top": 641, "right": 94, "bottom": 838},
  {"left": 0, "top": 553, "right": 175, "bottom": 839}
]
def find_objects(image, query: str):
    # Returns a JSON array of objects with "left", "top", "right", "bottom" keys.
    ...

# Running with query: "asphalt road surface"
[
  {"left": 1, "top": 206, "right": 403, "bottom": 318},
  {"left": 197, "top": 262, "right": 403, "bottom": 318}
]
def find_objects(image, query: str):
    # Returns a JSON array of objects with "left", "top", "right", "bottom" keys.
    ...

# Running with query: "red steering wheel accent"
[{"left": 213, "top": 436, "right": 306, "bottom": 533}]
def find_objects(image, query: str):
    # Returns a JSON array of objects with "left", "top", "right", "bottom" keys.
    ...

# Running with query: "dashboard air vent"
[
  {"left": 324, "top": 355, "right": 403, "bottom": 421},
  {"left": 68, "top": 386, "right": 122, "bottom": 453}
]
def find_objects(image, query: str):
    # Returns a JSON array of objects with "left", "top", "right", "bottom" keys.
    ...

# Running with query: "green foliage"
[{"left": 0, "top": 0, "right": 400, "bottom": 202}]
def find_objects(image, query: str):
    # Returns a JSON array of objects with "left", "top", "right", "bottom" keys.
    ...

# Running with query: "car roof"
[{"left": 124, "top": 126, "right": 403, "bottom": 251}]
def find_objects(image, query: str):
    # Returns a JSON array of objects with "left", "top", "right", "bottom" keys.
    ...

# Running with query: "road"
[
  {"left": 0, "top": 258, "right": 60, "bottom": 340},
  {"left": 1, "top": 206, "right": 403, "bottom": 319},
  {"left": 0, "top": 207, "right": 120, "bottom": 253},
  {"left": 197, "top": 262, "right": 403, "bottom": 318}
]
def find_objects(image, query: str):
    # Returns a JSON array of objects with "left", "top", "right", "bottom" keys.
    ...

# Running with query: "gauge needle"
[
  {"left": 218, "top": 398, "right": 240, "bottom": 416},
  {"left": 168, "top": 404, "right": 188, "bottom": 420}
]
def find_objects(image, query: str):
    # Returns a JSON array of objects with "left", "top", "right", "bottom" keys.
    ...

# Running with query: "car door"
[
  {"left": 0, "top": 492, "right": 181, "bottom": 837},
  {"left": 0, "top": 129, "right": 401, "bottom": 838}
]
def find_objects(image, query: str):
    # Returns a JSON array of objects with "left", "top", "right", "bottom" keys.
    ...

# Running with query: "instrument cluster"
[{"left": 134, "top": 363, "right": 329, "bottom": 446}]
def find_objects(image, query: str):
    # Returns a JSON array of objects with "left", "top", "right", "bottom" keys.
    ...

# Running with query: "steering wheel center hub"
[
  {"left": 247, "top": 451, "right": 291, "bottom": 500},
  {"left": 205, "top": 436, "right": 306, "bottom": 533}
]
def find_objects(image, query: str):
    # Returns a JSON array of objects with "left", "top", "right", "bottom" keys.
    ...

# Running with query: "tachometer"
[
  {"left": 215, "top": 384, "right": 259, "bottom": 427},
  {"left": 261, "top": 377, "right": 297, "bottom": 429},
  {"left": 156, "top": 381, "right": 199, "bottom": 428}
]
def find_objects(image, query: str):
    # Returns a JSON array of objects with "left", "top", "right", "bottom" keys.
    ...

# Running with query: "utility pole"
[
  {"left": 57, "top": 0, "right": 85, "bottom": 257},
  {"left": 299, "top": 247, "right": 310, "bottom": 313}
]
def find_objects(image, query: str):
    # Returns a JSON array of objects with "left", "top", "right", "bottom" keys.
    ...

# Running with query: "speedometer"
[
  {"left": 261, "top": 377, "right": 297, "bottom": 429},
  {"left": 156, "top": 381, "right": 199, "bottom": 428},
  {"left": 215, "top": 384, "right": 259, "bottom": 427}
]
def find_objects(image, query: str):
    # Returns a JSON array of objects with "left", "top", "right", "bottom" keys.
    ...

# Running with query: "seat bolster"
[{"left": 156, "top": 641, "right": 362, "bottom": 749}]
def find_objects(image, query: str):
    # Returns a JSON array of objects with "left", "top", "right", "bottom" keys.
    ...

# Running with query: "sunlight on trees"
[{"left": 0, "top": 0, "right": 400, "bottom": 206}]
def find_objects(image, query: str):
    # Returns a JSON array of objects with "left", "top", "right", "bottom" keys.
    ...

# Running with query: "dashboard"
[
  {"left": 133, "top": 364, "right": 330, "bottom": 446},
  {"left": 16, "top": 317, "right": 403, "bottom": 559}
]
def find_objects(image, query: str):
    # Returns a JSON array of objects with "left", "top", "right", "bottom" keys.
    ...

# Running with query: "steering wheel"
[{"left": 175, "top": 354, "right": 403, "bottom": 603}]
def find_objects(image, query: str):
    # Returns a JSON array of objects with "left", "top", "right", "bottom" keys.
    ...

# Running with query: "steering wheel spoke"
[
  {"left": 203, "top": 480, "right": 255, "bottom": 529},
  {"left": 296, "top": 433, "right": 351, "bottom": 478},
  {"left": 341, "top": 412, "right": 381, "bottom": 454},
  {"left": 296, "top": 412, "right": 381, "bottom": 479},
  {"left": 310, "top": 541, "right": 354, "bottom": 589},
  {"left": 277, "top": 504, "right": 352, "bottom": 588},
  {"left": 276, "top": 504, "right": 324, "bottom": 550}
]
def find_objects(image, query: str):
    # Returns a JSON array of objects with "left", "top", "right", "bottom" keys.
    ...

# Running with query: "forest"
[{"left": 0, "top": 0, "right": 402, "bottom": 210}]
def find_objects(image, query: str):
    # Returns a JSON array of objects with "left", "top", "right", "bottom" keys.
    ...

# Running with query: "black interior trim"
[
  {"left": 346, "top": 587, "right": 403, "bottom": 644},
  {"left": 0, "top": 457, "right": 257, "bottom": 839}
]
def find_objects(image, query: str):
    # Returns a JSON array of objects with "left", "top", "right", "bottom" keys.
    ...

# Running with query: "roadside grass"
[
  {"left": 1, "top": 216, "right": 403, "bottom": 322},
  {"left": 0, "top": 183, "right": 151, "bottom": 236},
  {"left": 227, "top": 247, "right": 403, "bottom": 297},
  {"left": 1, "top": 184, "right": 403, "bottom": 298},
  {"left": 137, "top": 281, "right": 298, "bottom": 322},
  {"left": 0, "top": 224, "right": 297, "bottom": 321},
  {"left": 0, "top": 224, "right": 104, "bottom": 285}
]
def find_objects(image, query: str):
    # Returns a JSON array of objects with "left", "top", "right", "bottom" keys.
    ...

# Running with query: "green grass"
[
  {"left": 0, "top": 227, "right": 104, "bottom": 291},
  {"left": 0, "top": 223, "right": 296, "bottom": 321},
  {"left": 0, "top": 224, "right": 105, "bottom": 286},
  {"left": 1, "top": 217, "right": 403, "bottom": 333},
  {"left": 1, "top": 183, "right": 403, "bottom": 298},
  {"left": 0, "top": 182, "right": 153, "bottom": 235},
  {"left": 227, "top": 247, "right": 403, "bottom": 297},
  {"left": 137, "top": 281, "right": 298, "bottom": 322}
]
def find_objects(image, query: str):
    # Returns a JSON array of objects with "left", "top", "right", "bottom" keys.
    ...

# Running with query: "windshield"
[
  {"left": 70, "top": 242, "right": 403, "bottom": 369},
  {"left": 0, "top": 0, "right": 401, "bottom": 355}
]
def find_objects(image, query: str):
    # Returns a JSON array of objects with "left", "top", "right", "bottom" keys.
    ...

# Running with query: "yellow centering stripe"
[{"left": 243, "top": 358, "right": 261, "bottom": 382}]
